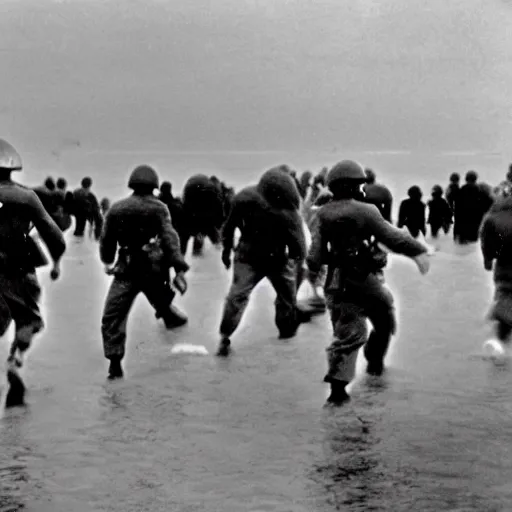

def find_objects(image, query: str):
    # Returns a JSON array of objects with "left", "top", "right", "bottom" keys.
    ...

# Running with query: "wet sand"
[{"left": 1, "top": 234, "right": 512, "bottom": 511}]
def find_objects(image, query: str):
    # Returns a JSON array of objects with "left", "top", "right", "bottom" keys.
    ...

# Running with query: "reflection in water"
[
  {"left": 0, "top": 413, "right": 37, "bottom": 512},
  {"left": 314, "top": 409, "right": 382, "bottom": 511}
]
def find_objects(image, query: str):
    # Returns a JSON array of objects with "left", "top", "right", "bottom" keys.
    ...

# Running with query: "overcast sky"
[{"left": 1, "top": 0, "right": 511, "bottom": 156}]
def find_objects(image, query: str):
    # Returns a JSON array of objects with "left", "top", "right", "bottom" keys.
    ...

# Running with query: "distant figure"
[
  {"left": 363, "top": 168, "right": 393, "bottom": 223},
  {"left": 52, "top": 178, "right": 73, "bottom": 232},
  {"left": 309, "top": 172, "right": 327, "bottom": 205},
  {"left": 33, "top": 177, "right": 58, "bottom": 217},
  {"left": 72, "top": 177, "right": 103, "bottom": 240},
  {"left": 100, "top": 197, "right": 111, "bottom": 217},
  {"left": 453, "top": 171, "right": 487, "bottom": 244},
  {"left": 398, "top": 186, "right": 426, "bottom": 238},
  {"left": 427, "top": 185, "right": 452, "bottom": 238},
  {"left": 298, "top": 171, "right": 312, "bottom": 200},
  {"left": 158, "top": 181, "right": 187, "bottom": 253},
  {"left": 181, "top": 174, "right": 225, "bottom": 257},
  {"left": 445, "top": 172, "right": 460, "bottom": 212},
  {"left": 493, "top": 163, "right": 512, "bottom": 201}
]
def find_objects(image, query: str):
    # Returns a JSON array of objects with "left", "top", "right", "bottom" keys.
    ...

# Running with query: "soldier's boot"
[
  {"left": 366, "top": 360, "right": 385, "bottom": 376},
  {"left": 107, "top": 357, "right": 124, "bottom": 380},
  {"left": 216, "top": 337, "right": 231, "bottom": 357},
  {"left": 162, "top": 305, "right": 188, "bottom": 329},
  {"left": 324, "top": 378, "right": 350, "bottom": 406}
]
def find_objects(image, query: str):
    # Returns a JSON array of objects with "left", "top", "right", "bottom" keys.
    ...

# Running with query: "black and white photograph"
[{"left": 1, "top": 0, "right": 512, "bottom": 510}]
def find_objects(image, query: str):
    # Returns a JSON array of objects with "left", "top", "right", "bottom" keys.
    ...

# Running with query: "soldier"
[
  {"left": 445, "top": 172, "right": 460, "bottom": 213},
  {"left": 181, "top": 174, "right": 225, "bottom": 256},
  {"left": 52, "top": 178, "right": 73, "bottom": 232},
  {"left": 217, "top": 167, "right": 312, "bottom": 357},
  {"left": 100, "top": 165, "right": 189, "bottom": 380},
  {"left": 0, "top": 139, "right": 65, "bottom": 407},
  {"left": 427, "top": 185, "right": 452, "bottom": 238},
  {"left": 33, "top": 177, "right": 58, "bottom": 217},
  {"left": 480, "top": 196, "right": 512, "bottom": 354},
  {"left": 72, "top": 176, "right": 103, "bottom": 240},
  {"left": 397, "top": 185, "right": 427, "bottom": 238},
  {"left": 158, "top": 181, "right": 187, "bottom": 255},
  {"left": 363, "top": 169, "right": 393, "bottom": 223},
  {"left": 454, "top": 171, "right": 486, "bottom": 244},
  {"left": 307, "top": 160, "right": 429, "bottom": 406}
]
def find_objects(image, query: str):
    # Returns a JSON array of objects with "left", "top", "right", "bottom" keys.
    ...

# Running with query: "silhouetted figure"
[
  {"left": 398, "top": 186, "right": 426, "bottom": 238},
  {"left": 100, "top": 198, "right": 111, "bottom": 216},
  {"left": 454, "top": 171, "right": 487, "bottom": 244},
  {"left": 298, "top": 171, "right": 312, "bottom": 200},
  {"left": 427, "top": 185, "right": 452, "bottom": 238},
  {"left": 33, "top": 177, "right": 58, "bottom": 218},
  {"left": 72, "top": 177, "right": 103, "bottom": 240},
  {"left": 181, "top": 174, "right": 225, "bottom": 257},
  {"left": 445, "top": 172, "right": 460, "bottom": 212},
  {"left": 158, "top": 181, "right": 187, "bottom": 254},
  {"left": 363, "top": 169, "right": 393, "bottom": 223}
]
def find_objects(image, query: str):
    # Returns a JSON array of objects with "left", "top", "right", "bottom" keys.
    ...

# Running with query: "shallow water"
[{"left": 1, "top": 234, "right": 511, "bottom": 511}]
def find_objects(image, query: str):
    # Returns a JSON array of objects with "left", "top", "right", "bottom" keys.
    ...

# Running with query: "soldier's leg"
[
  {"left": 325, "top": 302, "right": 367, "bottom": 384},
  {"left": 142, "top": 275, "right": 187, "bottom": 329},
  {"left": 192, "top": 234, "right": 205, "bottom": 256},
  {"left": 267, "top": 260, "right": 308, "bottom": 339},
  {"left": 362, "top": 282, "right": 396, "bottom": 376},
  {"left": 101, "top": 278, "right": 139, "bottom": 379},
  {"left": 73, "top": 214, "right": 86, "bottom": 237},
  {"left": 217, "top": 260, "right": 262, "bottom": 355},
  {"left": 1, "top": 273, "right": 45, "bottom": 407},
  {"left": 178, "top": 230, "right": 190, "bottom": 257}
]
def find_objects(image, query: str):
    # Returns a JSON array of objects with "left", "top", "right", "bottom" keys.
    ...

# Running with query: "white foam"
[
  {"left": 170, "top": 343, "right": 209, "bottom": 355},
  {"left": 482, "top": 339, "right": 507, "bottom": 360}
]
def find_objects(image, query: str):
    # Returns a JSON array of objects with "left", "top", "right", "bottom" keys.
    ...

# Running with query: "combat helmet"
[
  {"left": 326, "top": 160, "right": 367, "bottom": 188},
  {"left": 0, "top": 139, "right": 22, "bottom": 171},
  {"left": 128, "top": 165, "right": 159, "bottom": 190}
]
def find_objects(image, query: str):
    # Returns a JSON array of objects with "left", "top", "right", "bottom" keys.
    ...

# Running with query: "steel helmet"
[
  {"left": 326, "top": 160, "right": 367, "bottom": 188},
  {"left": 0, "top": 139, "right": 22, "bottom": 171},
  {"left": 128, "top": 165, "right": 159, "bottom": 190}
]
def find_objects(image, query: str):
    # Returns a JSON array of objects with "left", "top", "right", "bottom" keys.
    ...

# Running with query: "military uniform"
[
  {"left": 218, "top": 170, "right": 308, "bottom": 353},
  {"left": 181, "top": 174, "right": 225, "bottom": 256},
  {"left": 480, "top": 198, "right": 512, "bottom": 339},
  {"left": 0, "top": 139, "right": 66, "bottom": 406},
  {"left": 363, "top": 182, "right": 393, "bottom": 223},
  {"left": 307, "top": 161, "right": 427, "bottom": 400},
  {"left": 100, "top": 167, "right": 189, "bottom": 375},
  {"left": 73, "top": 185, "right": 103, "bottom": 239}
]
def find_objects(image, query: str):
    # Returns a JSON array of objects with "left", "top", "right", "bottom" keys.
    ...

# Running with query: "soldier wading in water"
[
  {"left": 100, "top": 165, "right": 189, "bottom": 380},
  {"left": 217, "top": 167, "right": 312, "bottom": 357},
  {"left": 0, "top": 139, "right": 65, "bottom": 407},
  {"left": 307, "top": 160, "right": 430, "bottom": 406}
]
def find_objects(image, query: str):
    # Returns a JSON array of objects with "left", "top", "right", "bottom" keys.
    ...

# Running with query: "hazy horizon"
[{"left": 2, "top": 0, "right": 512, "bottom": 162}]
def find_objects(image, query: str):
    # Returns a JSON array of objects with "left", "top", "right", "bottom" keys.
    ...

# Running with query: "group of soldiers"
[{"left": 1, "top": 136, "right": 511, "bottom": 409}]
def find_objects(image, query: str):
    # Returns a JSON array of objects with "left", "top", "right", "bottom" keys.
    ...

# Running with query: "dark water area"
[{"left": 1, "top": 234, "right": 512, "bottom": 511}]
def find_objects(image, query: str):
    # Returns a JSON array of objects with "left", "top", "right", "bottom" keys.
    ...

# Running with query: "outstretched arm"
[{"left": 29, "top": 192, "right": 66, "bottom": 263}]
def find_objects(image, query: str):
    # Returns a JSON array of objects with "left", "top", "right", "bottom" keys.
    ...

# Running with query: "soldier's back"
[{"left": 109, "top": 195, "right": 168, "bottom": 248}]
